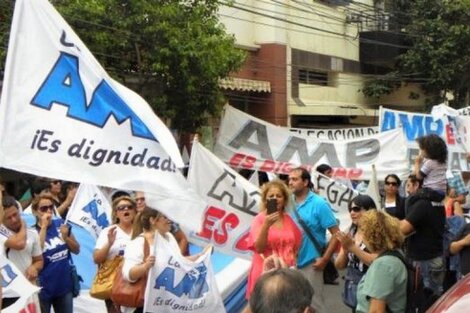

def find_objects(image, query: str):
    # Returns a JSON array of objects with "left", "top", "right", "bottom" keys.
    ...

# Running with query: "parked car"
[{"left": 426, "top": 274, "right": 470, "bottom": 313}]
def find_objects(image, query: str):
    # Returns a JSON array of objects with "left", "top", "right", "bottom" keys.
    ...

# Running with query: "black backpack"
[{"left": 380, "top": 250, "right": 432, "bottom": 313}]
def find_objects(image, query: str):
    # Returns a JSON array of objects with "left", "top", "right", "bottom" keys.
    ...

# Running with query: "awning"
[{"left": 219, "top": 77, "right": 271, "bottom": 93}]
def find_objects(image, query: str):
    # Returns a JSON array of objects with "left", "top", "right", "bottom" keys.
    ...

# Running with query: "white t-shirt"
[
  {"left": 0, "top": 224, "right": 42, "bottom": 274},
  {"left": 95, "top": 225, "right": 132, "bottom": 260}
]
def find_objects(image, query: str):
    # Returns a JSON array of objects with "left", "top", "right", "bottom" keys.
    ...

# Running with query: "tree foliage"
[
  {"left": 0, "top": 0, "right": 246, "bottom": 132},
  {"left": 363, "top": 0, "right": 470, "bottom": 108}
]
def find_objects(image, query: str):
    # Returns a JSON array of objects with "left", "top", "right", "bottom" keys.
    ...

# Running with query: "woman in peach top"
[{"left": 246, "top": 180, "right": 302, "bottom": 299}]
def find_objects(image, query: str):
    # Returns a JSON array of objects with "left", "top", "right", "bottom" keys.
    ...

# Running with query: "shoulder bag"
[
  {"left": 111, "top": 237, "right": 150, "bottom": 308},
  {"left": 90, "top": 255, "right": 124, "bottom": 300},
  {"left": 293, "top": 208, "right": 339, "bottom": 284},
  {"left": 69, "top": 255, "right": 83, "bottom": 298}
]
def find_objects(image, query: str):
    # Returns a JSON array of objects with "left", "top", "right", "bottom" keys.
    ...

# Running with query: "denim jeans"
[
  {"left": 414, "top": 256, "right": 445, "bottom": 296},
  {"left": 39, "top": 291, "right": 73, "bottom": 313}
]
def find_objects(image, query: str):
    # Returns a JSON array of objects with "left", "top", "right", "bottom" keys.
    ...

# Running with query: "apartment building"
[{"left": 218, "top": 0, "right": 425, "bottom": 128}]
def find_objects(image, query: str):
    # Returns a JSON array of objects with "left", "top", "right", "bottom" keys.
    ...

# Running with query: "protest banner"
[
  {"left": 290, "top": 126, "right": 378, "bottom": 140},
  {"left": 66, "top": 184, "right": 112, "bottom": 239},
  {"left": 0, "top": 253, "right": 41, "bottom": 313},
  {"left": 214, "top": 105, "right": 408, "bottom": 180},
  {"left": 379, "top": 107, "right": 470, "bottom": 171},
  {"left": 0, "top": 0, "right": 207, "bottom": 231},
  {"left": 312, "top": 172, "right": 358, "bottom": 229},
  {"left": 144, "top": 234, "right": 225, "bottom": 313},
  {"left": 187, "top": 141, "right": 260, "bottom": 260},
  {"left": 458, "top": 106, "right": 470, "bottom": 116}
]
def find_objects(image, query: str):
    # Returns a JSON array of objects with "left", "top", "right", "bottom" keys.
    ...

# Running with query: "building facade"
[{"left": 219, "top": 0, "right": 425, "bottom": 128}]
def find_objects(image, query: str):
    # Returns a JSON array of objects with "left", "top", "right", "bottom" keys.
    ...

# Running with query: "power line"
[{"left": 218, "top": 0, "right": 412, "bottom": 49}]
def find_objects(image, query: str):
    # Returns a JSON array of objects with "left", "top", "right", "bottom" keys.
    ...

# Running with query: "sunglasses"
[
  {"left": 385, "top": 181, "right": 398, "bottom": 186},
  {"left": 38, "top": 204, "right": 54, "bottom": 213},
  {"left": 116, "top": 204, "right": 135, "bottom": 211},
  {"left": 349, "top": 206, "right": 363, "bottom": 213}
]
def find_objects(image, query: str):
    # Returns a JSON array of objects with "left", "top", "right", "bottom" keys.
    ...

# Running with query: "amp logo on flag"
[
  {"left": 31, "top": 51, "right": 156, "bottom": 141},
  {"left": 155, "top": 263, "right": 209, "bottom": 299},
  {"left": 82, "top": 199, "right": 109, "bottom": 229},
  {"left": 1, "top": 263, "right": 18, "bottom": 288}
]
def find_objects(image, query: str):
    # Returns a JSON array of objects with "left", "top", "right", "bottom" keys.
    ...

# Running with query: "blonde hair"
[
  {"left": 31, "top": 194, "right": 55, "bottom": 211},
  {"left": 111, "top": 196, "right": 136, "bottom": 224},
  {"left": 359, "top": 210, "right": 404, "bottom": 253},
  {"left": 260, "top": 180, "right": 290, "bottom": 212}
]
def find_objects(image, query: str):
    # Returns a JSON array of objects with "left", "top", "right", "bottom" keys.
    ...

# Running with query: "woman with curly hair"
[
  {"left": 355, "top": 210, "right": 407, "bottom": 313},
  {"left": 246, "top": 180, "right": 302, "bottom": 299},
  {"left": 414, "top": 134, "right": 448, "bottom": 201}
]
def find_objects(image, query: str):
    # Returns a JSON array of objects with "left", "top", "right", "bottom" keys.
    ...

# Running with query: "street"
[{"left": 325, "top": 271, "right": 352, "bottom": 313}]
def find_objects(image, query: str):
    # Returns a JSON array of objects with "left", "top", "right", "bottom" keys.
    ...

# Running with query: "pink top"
[{"left": 245, "top": 211, "right": 302, "bottom": 299}]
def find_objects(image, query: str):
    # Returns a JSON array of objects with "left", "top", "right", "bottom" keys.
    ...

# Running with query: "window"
[{"left": 298, "top": 69, "right": 329, "bottom": 86}]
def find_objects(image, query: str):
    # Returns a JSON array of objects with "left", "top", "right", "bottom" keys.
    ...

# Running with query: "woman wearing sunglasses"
[
  {"left": 93, "top": 196, "right": 137, "bottom": 313},
  {"left": 382, "top": 174, "right": 405, "bottom": 220},
  {"left": 334, "top": 195, "right": 378, "bottom": 312},
  {"left": 32, "top": 194, "right": 80, "bottom": 313}
]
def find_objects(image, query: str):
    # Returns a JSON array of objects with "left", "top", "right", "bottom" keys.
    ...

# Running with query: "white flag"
[
  {"left": 365, "top": 164, "right": 382, "bottom": 211},
  {"left": 66, "top": 184, "right": 112, "bottom": 239},
  {"left": 0, "top": 0, "right": 185, "bottom": 188},
  {"left": 0, "top": 253, "right": 41, "bottom": 313},
  {"left": 187, "top": 141, "right": 260, "bottom": 260},
  {"left": 144, "top": 233, "right": 226, "bottom": 313}
]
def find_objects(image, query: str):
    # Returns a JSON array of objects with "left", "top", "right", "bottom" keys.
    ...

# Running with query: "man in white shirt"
[{"left": 0, "top": 195, "right": 43, "bottom": 283}]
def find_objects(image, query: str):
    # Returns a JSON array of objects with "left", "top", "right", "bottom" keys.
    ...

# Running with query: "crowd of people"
[
  {"left": 244, "top": 134, "right": 470, "bottom": 313},
  {"left": 0, "top": 177, "right": 193, "bottom": 313},
  {"left": 1, "top": 133, "right": 470, "bottom": 313}
]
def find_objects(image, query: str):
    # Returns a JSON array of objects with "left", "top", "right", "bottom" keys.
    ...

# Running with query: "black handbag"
[
  {"left": 293, "top": 208, "right": 339, "bottom": 284},
  {"left": 69, "top": 255, "right": 83, "bottom": 297}
]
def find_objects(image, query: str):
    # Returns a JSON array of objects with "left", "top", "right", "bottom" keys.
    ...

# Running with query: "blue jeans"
[
  {"left": 39, "top": 291, "right": 73, "bottom": 313},
  {"left": 414, "top": 256, "right": 445, "bottom": 296}
]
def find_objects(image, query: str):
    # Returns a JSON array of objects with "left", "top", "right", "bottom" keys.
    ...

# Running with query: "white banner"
[
  {"left": 214, "top": 105, "right": 409, "bottom": 180},
  {"left": 0, "top": 0, "right": 211, "bottom": 229},
  {"left": 312, "top": 172, "right": 358, "bottom": 229},
  {"left": 458, "top": 106, "right": 470, "bottom": 116},
  {"left": 66, "top": 184, "right": 112, "bottom": 239},
  {"left": 187, "top": 141, "right": 260, "bottom": 260},
  {"left": 144, "top": 234, "right": 225, "bottom": 313},
  {"left": 290, "top": 126, "right": 378, "bottom": 140},
  {"left": 0, "top": 0, "right": 207, "bottom": 232},
  {"left": 379, "top": 107, "right": 470, "bottom": 171},
  {"left": 0, "top": 253, "right": 41, "bottom": 313}
]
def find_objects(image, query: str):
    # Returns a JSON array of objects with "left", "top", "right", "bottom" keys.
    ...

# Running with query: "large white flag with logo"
[
  {"left": 187, "top": 141, "right": 260, "bottom": 260},
  {"left": 0, "top": 0, "right": 207, "bottom": 231},
  {"left": 0, "top": 253, "right": 41, "bottom": 313},
  {"left": 215, "top": 105, "right": 408, "bottom": 180},
  {"left": 66, "top": 184, "right": 112, "bottom": 239}
]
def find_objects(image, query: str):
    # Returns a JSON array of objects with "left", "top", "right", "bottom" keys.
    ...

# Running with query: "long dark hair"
[
  {"left": 132, "top": 206, "right": 162, "bottom": 239},
  {"left": 349, "top": 194, "right": 377, "bottom": 211},
  {"left": 349, "top": 194, "right": 377, "bottom": 233}
]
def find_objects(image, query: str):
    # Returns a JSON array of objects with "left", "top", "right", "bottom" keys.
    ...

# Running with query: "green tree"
[
  {"left": 363, "top": 0, "right": 470, "bottom": 108},
  {"left": 0, "top": 0, "right": 246, "bottom": 132}
]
